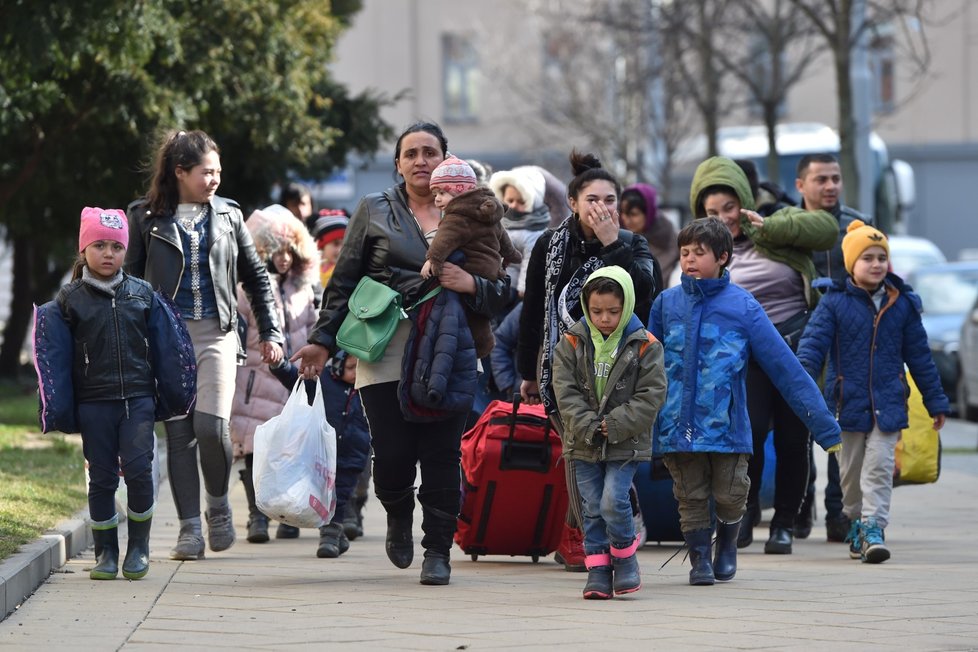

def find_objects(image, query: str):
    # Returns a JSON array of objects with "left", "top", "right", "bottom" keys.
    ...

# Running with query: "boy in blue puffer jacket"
[
  {"left": 649, "top": 218, "right": 842, "bottom": 586},
  {"left": 796, "top": 220, "right": 948, "bottom": 564},
  {"left": 270, "top": 350, "right": 371, "bottom": 558}
]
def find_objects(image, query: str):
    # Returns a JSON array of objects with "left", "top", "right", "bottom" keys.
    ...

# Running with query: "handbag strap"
[{"left": 405, "top": 285, "right": 442, "bottom": 312}]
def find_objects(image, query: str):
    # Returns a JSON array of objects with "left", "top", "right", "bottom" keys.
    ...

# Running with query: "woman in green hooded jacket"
[{"left": 690, "top": 156, "right": 837, "bottom": 555}]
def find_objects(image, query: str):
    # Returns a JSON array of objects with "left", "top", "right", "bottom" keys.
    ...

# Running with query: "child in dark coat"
[
  {"left": 270, "top": 350, "right": 371, "bottom": 558},
  {"left": 34, "top": 207, "right": 195, "bottom": 581},
  {"left": 796, "top": 220, "right": 949, "bottom": 564},
  {"left": 421, "top": 156, "right": 522, "bottom": 357}
]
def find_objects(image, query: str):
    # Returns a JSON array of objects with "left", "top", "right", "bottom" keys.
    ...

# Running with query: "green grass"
[{"left": 0, "top": 388, "right": 87, "bottom": 561}]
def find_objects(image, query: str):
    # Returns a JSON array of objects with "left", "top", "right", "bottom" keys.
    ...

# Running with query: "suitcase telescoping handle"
[{"left": 500, "top": 392, "right": 552, "bottom": 472}]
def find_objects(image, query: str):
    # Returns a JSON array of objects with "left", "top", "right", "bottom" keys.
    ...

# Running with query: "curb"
[
  {"left": 0, "top": 434, "right": 169, "bottom": 622},
  {"left": 0, "top": 514, "right": 91, "bottom": 621}
]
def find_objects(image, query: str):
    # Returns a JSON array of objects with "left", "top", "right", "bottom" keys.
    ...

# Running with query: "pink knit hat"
[
  {"left": 79, "top": 207, "right": 129, "bottom": 252},
  {"left": 429, "top": 156, "right": 477, "bottom": 195}
]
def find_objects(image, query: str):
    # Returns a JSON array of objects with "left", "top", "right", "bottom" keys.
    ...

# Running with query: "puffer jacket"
[
  {"left": 553, "top": 314, "right": 665, "bottom": 463},
  {"left": 231, "top": 273, "right": 319, "bottom": 457},
  {"left": 649, "top": 271, "right": 841, "bottom": 454},
  {"left": 400, "top": 287, "right": 478, "bottom": 421},
  {"left": 690, "top": 156, "right": 837, "bottom": 308},
  {"left": 308, "top": 184, "right": 512, "bottom": 352},
  {"left": 796, "top": 274, "right": 949, "bottom": 432},
  {"left": 125, "top": 196, "right": 283, "bottom": 345}
]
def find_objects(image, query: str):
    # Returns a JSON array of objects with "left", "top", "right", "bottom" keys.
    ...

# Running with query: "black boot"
[
  {"left": 794, "top": 487, "right": 815, "bottom": 539},
  {"left": 341, "top": 501, "right": 362, "bottom": 541},
  {"left": 764, "top": 526, "right": 793, "bottom": 554},
  {"left": 685, "top": 528, "right": 715, "bottom": 586},
  {"left": 418, "top": 490, "right": 459, "bottom": 586},
  {"left": 420, "top": 551, "right": 452, "bottom": 585},
  {"left": 90, "top": 525, "right": 119, "bottom": 580},
  {"left": 122, "top": 513, "right": 152, "bottom": 580},
  {"left": 316, "top": 522, "right": 350, "bottom": 558},
  {"left": 239, "top": 467, "right": 269, "bottom": 544},
  {"left": 737, "top": 501, "right": 757, "bottom": 549},
  {"left": 376, "top": 486, "right": 416, "bottom": 569},
  {"left": 713, "top": 519, "right": 740, "bottom": 582}
]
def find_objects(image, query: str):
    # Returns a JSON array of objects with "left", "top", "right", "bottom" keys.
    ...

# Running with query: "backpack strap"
[{"left": 639, "top": 332, "right": 658, "bottom": 357}]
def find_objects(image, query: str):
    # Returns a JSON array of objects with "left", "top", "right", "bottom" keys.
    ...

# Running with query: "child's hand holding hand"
[
  {"left": 260, "top": 341, "right": 283, "bottom": 365},
  {"left": 933, "top": 414, "right": 946, "bottom": 430},
  {"left": 420, "top": 259, "right": 433, "bottom": 279}
]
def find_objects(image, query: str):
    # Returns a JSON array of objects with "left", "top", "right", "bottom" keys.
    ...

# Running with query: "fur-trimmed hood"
[{"left": 246, "top": 204, "right": 320, "bottom": 286}]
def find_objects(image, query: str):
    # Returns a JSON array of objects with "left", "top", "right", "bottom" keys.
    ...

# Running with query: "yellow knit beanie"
[{"left": 842, "top": 219, "right": 889, "bottom": 275}]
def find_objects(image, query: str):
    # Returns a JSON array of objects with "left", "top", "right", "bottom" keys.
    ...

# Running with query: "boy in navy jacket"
[{"left": 796, "top": 220, "right": 949, "bottom": 563}]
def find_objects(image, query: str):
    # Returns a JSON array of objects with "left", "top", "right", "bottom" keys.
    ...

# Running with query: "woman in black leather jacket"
[
  {"left": 292, "top": 122, "right": 511, "bottom": 586},
  {"left": 125, "top": 130, "right": 284, "bottom": 561}
]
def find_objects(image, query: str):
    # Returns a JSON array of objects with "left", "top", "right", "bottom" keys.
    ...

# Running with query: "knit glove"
[{"left": 825, "top": 442, "right": 842, "bottom": 454}]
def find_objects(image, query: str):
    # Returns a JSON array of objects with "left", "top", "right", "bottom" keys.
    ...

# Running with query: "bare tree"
[
  {"left": 786, "top": 0, "right": 933, "bottom": 212},
  {"left": 716, "top": 0, "right": 822, "bottom": 181},
  {"left": 479, "top": 0, "right": 704, "bottom": 196},
  {"left": 659, "top": 0, "right": 738, "bottom": 158}
]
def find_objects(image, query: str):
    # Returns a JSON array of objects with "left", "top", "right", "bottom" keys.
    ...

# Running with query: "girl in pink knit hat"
[{"left": 35, "top": 207, "right": 195, "bottom": 581}]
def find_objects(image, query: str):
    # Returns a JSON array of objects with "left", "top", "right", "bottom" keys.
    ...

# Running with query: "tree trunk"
[
  {"left": 0, "top": 237, "right": 67, "bottom": 379},
  {"left": 764, "top": 103, "right": 780, "bottom": 183}
]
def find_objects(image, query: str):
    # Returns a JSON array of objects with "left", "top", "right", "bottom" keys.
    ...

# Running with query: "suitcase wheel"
[
  {"left": 470, "top": 554, "right": 479, "bottom": 561},
  {"left": 531, "top": 555, "right": 539, "bottom": 563}
]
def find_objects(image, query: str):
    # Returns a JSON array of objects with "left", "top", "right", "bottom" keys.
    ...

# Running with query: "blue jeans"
[
  {"left": 79, "top": 397, "right": 156, "bottom": 522},
  {"left": 575, "top": 460, "right": 639, "bottom": 554}
]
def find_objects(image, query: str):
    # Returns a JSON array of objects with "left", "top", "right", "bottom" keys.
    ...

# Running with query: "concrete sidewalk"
[{"left": 2, "top": 424, "right": 978, "bottom": 651}]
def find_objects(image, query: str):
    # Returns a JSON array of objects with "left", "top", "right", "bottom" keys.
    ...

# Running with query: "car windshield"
[{"left": 911, "top": 269, "right": 978, "bottom": 315}]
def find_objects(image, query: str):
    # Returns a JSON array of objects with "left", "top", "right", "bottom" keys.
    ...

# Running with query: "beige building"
[{"left": 328, "top": 0, "right": 977, "bottom": 256}]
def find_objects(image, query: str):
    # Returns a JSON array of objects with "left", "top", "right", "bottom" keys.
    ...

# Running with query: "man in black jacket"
[{"left": 795, "top": 153, "right": 873, "bottom": 543}]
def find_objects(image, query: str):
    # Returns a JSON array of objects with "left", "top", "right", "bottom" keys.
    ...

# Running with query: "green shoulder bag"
[{"left": 335, "top": 276, "right": 406, "bottom": 362}]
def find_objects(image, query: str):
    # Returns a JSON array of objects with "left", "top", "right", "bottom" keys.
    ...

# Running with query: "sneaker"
[
  {"left": 825, "top": 513, "right": 851, "bottom": 543},
  {"left": 860, "top": 517, "right": 890, "bottom": 564},
  {"left": 555, "top": 525, "right": 587, "bottom": 572},
  {"left": 845, "top": 519, "right": 862, "bottom": 559},
  {"left": 205, "top": 508, "right": 236, "bottom": 552},
  {"left": 170, "top": 530, "right": 205, "bottom": 561}
]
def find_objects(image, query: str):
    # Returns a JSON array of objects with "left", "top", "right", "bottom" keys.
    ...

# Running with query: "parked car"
[
  {"left": 958, "top": 291, "right": 978, "bottom": 422},
  {"left": 889, "top": 235, "right": 947, "bottom": 280},
  {"left": 907, "top": 261, "right": 978, "bottom": 411}
]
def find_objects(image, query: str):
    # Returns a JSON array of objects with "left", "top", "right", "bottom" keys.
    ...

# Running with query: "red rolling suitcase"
[{"left": 455, "top": 394, "right": 569, "bottom": 561}]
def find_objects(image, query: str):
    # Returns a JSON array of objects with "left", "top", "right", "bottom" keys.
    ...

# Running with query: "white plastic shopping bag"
[{"left": 253, "top": 379, "right": 337, "bottom": 528}]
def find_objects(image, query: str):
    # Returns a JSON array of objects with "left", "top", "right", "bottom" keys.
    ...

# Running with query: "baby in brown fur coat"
[{"left": 421, "top": 156, "right": 521, "bottom": 357}]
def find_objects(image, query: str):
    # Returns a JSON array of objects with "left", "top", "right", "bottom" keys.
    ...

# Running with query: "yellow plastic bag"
[{"left": 894, "top": 372, "right": 941, "bottom": 485}]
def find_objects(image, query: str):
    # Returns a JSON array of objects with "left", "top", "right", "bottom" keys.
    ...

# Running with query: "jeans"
[
  {"left": 79, "top": 397, "right": 156, "bottom": 522},
  {"left": 575, "top": 460, "right": 639, "bottom": 554}
]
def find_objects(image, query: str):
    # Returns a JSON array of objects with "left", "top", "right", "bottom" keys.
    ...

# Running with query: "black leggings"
[
  {"left": 358, "top": 382, "right": 466, "bottom": 512},
  {"left": 745, "top": 360, "right": 811, "bottom": 529}
]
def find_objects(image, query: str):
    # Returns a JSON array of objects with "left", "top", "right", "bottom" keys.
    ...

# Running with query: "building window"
[
  {"left": 870, "top": 25, "right": 895, "bottom": 114},
  {"left": 442, "top": 33, "right": 479, "bottom": 124}
]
